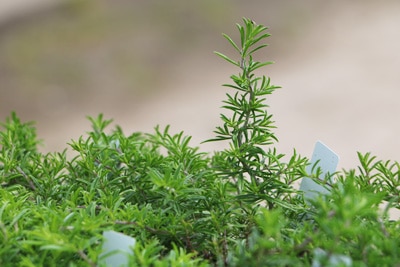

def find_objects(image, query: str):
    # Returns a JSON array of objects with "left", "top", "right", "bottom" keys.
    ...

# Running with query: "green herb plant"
[
  {"left": 0, "top": 18, "right": 399, "bottom": 267},
  {"left": 207, "top": 19, "right": 307, "bottom": 210}
]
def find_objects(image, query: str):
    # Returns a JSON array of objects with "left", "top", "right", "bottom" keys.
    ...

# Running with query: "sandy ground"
[
  {"left": 1, "top": 1, "right": 400, "bottom": 171},
  {"left": 0, "top": 0, "right": 61, "bottom": 25}
]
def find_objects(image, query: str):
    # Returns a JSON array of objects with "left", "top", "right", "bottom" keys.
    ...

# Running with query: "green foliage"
[
  {"left": 0, "top": 18, "right": 399, "bottom": 266},
  {"left": 206, "top": 18, "right": 308, "bottom": 212}
]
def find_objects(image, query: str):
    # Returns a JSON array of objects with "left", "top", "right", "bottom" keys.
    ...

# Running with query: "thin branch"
[
  {"left": 294, "top": 237, "right": 312, "bottom": 255},
  {"left": 114, "top": 220, "right": 171, "bottom": 236},
  {"left": 77, "top": 250, "right": 96, "bottom": 267},
  {"left": 16, "top": 166, "right": 36, "bottom": 190}
]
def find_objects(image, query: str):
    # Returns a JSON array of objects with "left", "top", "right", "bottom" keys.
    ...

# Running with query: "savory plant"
[{"left": 0, "top": 18, "right": 399, "bottom": 266}]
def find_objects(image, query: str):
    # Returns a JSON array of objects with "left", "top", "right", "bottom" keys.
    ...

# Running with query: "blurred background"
[{"left": 1, "top": 0, "right": 400, "bottom": 170}]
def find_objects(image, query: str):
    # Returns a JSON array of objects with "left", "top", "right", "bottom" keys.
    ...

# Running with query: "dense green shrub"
[{"left": 0, "top": 18, "right": 399, "bottom": 266}]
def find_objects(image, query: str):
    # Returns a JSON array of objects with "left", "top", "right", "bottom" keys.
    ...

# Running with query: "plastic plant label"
[
  {"left": 312, "top": 248, "right": 352, "bottom": 267},
  {"left": 99, "top": 230, "right": 136, "bottom": 267},
  {"left": 300, "top": 141, "right": 339, "bottom": 200}
]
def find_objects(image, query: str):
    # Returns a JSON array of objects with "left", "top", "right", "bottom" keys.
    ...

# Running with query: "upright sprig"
[
  {"left": 212, "top": 18, "right": 278, "bottom": 148},
  {"left": 208, "top": 18, "right": 305, "bottom": 209}
]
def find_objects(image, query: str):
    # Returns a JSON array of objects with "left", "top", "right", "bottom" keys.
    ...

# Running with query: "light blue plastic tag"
[
  {"left": 99, "top": 230, "right": 136, "bottom": 267},
  {"left": 300, "top": 141, "right": 339, "bottom": 200}
]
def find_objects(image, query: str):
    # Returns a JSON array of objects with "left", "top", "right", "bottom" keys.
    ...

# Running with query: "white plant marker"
[
  {"left": 300, "top": 141, "right": 339, "bottom": 201},
  {"left": 300, "top": 142, "right": 400, "bottom": 219},
  {"left": 99, "top": 230, "right": 136, "bottom": 267},
  {"left": 312, "top": 248, "right": 352, "bottom": 267}
]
